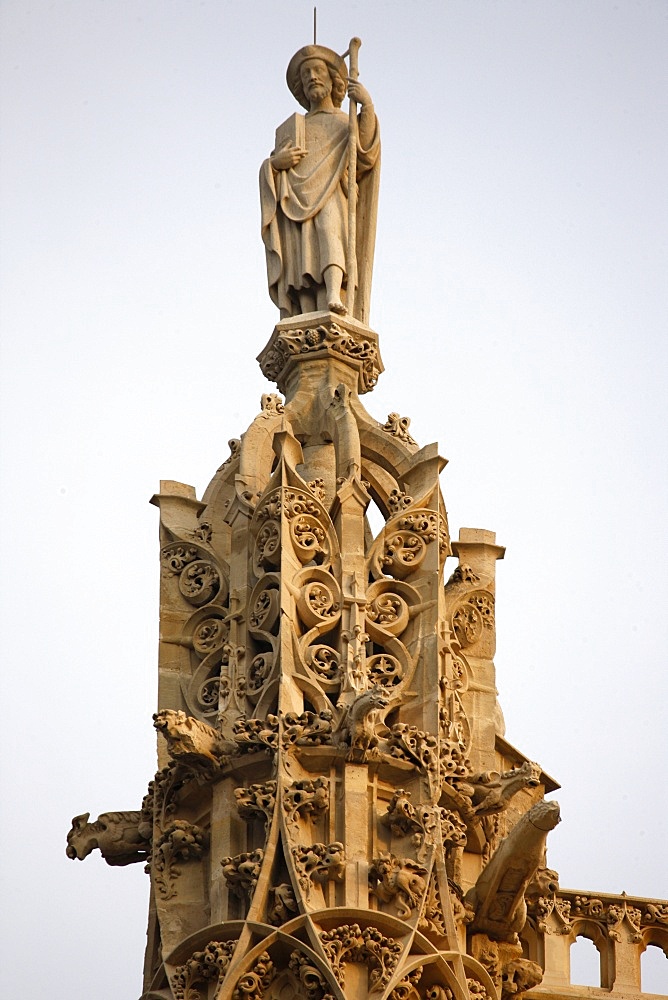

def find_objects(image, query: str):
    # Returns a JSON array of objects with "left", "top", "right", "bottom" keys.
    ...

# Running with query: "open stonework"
[{"left": 66, "top": 38, "right": 667, "bottom": 1000}]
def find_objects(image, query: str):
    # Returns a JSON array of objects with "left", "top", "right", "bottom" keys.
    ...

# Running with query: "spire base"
[{"left": 257, "top": 311, "right": 384, "bottom": 399}]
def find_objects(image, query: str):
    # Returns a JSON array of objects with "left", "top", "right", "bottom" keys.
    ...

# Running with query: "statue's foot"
[{"left": 328, "top": 297, "right": 346, "bottom": 315}]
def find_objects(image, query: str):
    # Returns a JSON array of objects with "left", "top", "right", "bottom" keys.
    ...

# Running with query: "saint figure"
[{"left": 260, "top": 44, "right": 380, "bottom": 323}]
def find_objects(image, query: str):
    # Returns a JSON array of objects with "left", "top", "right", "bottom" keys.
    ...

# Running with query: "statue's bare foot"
[{"left": 328, "top": 298, "right": 346, "bottom": 315}]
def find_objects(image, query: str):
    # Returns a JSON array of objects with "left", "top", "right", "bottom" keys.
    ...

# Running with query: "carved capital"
[{"left": 257, "top": 314, "right": 384, "bottom": 396}]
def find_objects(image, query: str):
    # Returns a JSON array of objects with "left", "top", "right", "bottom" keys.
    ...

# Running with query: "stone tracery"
[{"left": 64, "top": 34, "right": 667, "bottom": 1000}]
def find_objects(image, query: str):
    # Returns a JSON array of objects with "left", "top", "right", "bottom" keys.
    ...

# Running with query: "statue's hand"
[
  {"left": 347, "top": 79, "right": 372, "bottom": 107},
  {"left": 270, "top": 142, "right": 307, "bottom": 171}
]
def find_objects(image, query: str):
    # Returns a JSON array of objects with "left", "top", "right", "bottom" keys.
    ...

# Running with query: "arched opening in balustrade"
[
  {"left": 570, "top": 935, "right": 600, "bottom": 987},
  {"left": 569, "top": 920, "right": 614, "bottom": 990},
  {"left": 641, "top": 928, "right": 668, "bottom": 995}
]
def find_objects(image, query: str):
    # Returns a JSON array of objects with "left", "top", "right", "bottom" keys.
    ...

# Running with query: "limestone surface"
[{"left": 66, "top": 37, "right": 668, "bottom": 1000}]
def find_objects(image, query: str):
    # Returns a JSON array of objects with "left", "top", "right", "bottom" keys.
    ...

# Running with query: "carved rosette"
[
  {"left": 161, "top": 541, "right": 228, "bottom": 609},
  {"left": 451, "top": 591, "right": 495, "bottom": 654},
  {"left": 369, "top": 502, "right": 450, "bottom": 584}
]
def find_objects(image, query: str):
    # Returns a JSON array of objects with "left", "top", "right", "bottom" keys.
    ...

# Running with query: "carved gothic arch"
[
  {"left": 641, "top": 924, "right": 668, "bottom": 959},
  {"left": 568, "top": 917, "right": 615, "bottom": 990}
]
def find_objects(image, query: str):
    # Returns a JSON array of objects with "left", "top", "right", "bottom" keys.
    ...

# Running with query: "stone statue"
[{"left": 260, "top": 43, "right": 380, "bottom": 323}]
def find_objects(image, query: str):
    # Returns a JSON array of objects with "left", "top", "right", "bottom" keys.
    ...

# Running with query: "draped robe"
[{"left": 260, "top": 107, "right": 380, "bottom": 324}]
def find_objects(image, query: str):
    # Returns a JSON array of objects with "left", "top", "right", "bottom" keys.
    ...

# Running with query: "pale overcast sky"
[{"left": 1, "top": 1, "right": 667, "bottom": 997}]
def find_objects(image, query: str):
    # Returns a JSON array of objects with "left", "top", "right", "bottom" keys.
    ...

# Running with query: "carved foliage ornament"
[
  {"left": 152, "top": 820, "right": 207, "bottom": 900},
  {"left": 568, "top": 892, "right": 644, "bottom": 942},
  {"left": 259, "top": 322, "right": 382, "bottom": 393},
  {"left": 171, "top": 939, "right": 237, "bottom": 1000},
  {"left": 234, "top": 781, "right": 277, "bottom": 828},
  {"left": 219, "top": 437, "right": 241, "bottom": 469},
  {"left": 283, "top": 777, "right": 330, "bottom": 828},
  {"left": 389, "top": 967, "right": 423, "bottom": 1000},
  {"left": 282, "top": 710, "right": 335, "bottom": 748},
  {"left": 319, "top": 923, "right": 402, "bottom": 992},
  {"left": 287, "top": 949, "right": 333, "bottom": 999},
  {"left": 233, "top": 715, "right": 279, "bottom": 754},
  {"left": 221, "top": 849, "right": 265, "bottom": 899},
  {"left": 249, "top": 583, "right": 280, "bottom": 634},
  {"left": 293, "top": 842, "right": 345, "bottom": 898},
  {"left": 382, "top": 412, "right": 417, "bottom": 447},
  {"left": 232, "top": 952, "right": 275, "bottom": 1000},
  {"left": 247, "top": 652, "right": 274, "bottom": 699},
  {"left": 305, "top": 644, "right": 341, "bottom": 688}
]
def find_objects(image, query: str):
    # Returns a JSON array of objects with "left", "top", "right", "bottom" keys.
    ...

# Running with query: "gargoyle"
[
  {"left": 340, "top": 685, "right": 389, "bottom": 759},
  {"left": 457, "top": 760, "right": 542, "bottom": 816},
  {"left": 153, "top": 709, "right": 231, "bottom": 766},
  {"left": 66, "top": 810, "right": 150, "bottom": 866},
  {"left": 369, "top": 852, "right": 428, "bottom": 919},
  {"left": 465, "top": 799, "right": 560, "bottom": 942}
]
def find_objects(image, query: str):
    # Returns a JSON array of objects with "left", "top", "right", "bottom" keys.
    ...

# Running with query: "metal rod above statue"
[{"left": 260, "top": 38, "right": 380, "bottom": 325}]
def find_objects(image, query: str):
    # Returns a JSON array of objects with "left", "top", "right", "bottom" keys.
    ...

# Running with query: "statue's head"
[{"left": 287, "top": 45, "right": 347, "bottom": 109}]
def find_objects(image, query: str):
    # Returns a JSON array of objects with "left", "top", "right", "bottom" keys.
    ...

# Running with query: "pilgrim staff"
[{"left": 344, "top": 37, "right": 362, "bottom": 317}]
